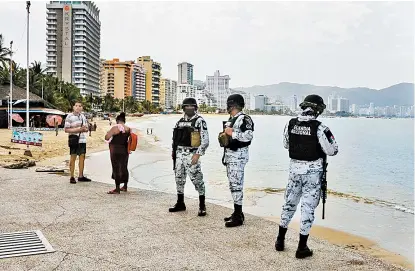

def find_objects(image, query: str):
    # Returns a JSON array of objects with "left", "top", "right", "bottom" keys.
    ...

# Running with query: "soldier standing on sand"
[
  {"left": 169, "top": 98, "right": 210, "bottom": 216},
  {"left": 275, "top": 94, "right": 338, "bottom": 258},
  {"left": 218, "top": 94, "right": 254, "bottom": 227}
]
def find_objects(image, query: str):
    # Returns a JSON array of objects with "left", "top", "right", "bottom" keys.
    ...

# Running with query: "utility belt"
[{"left": 177, "top": 146, "right": 198, "bottom": 153}]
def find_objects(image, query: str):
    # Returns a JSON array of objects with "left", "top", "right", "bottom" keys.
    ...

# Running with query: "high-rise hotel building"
[{"left": 46, "top": 1, "right": 101, "bottom": 96}]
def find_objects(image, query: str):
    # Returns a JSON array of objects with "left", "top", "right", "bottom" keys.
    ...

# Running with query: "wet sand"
[{"left": 264, "top": 216, "right": 414, "bottom": 271}]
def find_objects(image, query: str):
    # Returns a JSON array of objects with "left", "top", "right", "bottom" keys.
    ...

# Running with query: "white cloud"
[{"left": 0, "top": 0, "right": 412, "bottom": 89}]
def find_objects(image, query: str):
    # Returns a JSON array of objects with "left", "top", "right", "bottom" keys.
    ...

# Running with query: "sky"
[{"left": 0, "top": 0, "right": 413, "bottom": 90}]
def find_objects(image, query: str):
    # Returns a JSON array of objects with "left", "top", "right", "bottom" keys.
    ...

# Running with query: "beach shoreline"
[
  {"left": 0, "top": 167, "right": 408, "bottom": 271},
  {"left": 3, "top": 114, "right": 412, "bottom": 270}
]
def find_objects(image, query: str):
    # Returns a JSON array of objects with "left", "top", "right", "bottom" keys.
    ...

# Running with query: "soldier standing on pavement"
[
  {"left": 169, "top": 98, "right": 210, "bottom": 216},
  {"left": 275, "top": 94, "right": 339, "bottom": 258},
  {"left": 218, "top": 94, "right": 254, "bottom": 227}
]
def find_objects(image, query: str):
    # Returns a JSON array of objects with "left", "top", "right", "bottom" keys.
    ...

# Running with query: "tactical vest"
[
  {"left": 288, "top": 118, "right": 325, "bottom": 161},
  {"left": 224, "top": 113, "right": 252, "bottom": 151},
  {"left": 173, "top": 116, "right": 201, "bottom": 147}
]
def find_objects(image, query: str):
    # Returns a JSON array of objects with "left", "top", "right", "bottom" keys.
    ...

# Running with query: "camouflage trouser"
[
  {"left": 175, "top": 149, "right": 205, "bottom": 196},
  {"left": 280, "top": 171, "right": 322, "bottom": 235},
  {"left": 225, "top": 160, "right": 247, "bottom": 206},
  {"left": 224, "top": 148, "right": 249, "bottom": 206}
]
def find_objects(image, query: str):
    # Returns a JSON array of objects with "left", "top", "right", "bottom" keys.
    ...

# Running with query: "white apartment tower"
[
  {"left": 206, "top": 70, "right": 231, "bottom": 110},
  {"left": 164, "top": 79, "right": 178, "bottom": 109},
  {"left": 132, "top": 64, "right": 146, "bottom": 102},
  {"left": 46, "top": 1, "right": 101, "bottom": 96},
  {"left": 178, "top": 62, "right": 194, "bottom": 85}
]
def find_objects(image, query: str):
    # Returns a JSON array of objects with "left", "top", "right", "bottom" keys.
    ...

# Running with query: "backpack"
[{"left": 128, "top": 131, "right": 138, "bottom": 153}]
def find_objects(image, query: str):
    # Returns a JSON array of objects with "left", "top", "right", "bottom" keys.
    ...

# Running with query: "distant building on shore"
[
  {"left": 100, "top": 58, "right": 146, "bottom": 101},
  {"left": 46, "top": 1, "right": 101, "bottom": 96},
  {"left": 205, "top": 70, "right": 231, "bottom": 110},
  {"left": 137, "top": 56, "right": 162, "bottom": 106},
  {"left": 178, "top": 62, "right": 194, "bottom": 85},
  {"left": 250, "top": 94, "right": 268, "bottom": 111}
]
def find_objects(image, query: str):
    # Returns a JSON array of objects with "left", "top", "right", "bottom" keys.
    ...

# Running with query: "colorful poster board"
[{"left": 11, "top": 130, "right": 43, "bottom": 147}]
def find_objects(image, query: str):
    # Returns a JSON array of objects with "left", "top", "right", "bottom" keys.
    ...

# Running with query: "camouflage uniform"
[
  {"left": 170, "top": 111, "right": 209, "bottom": 216},
  {"left": 279, "top": 114, "right": 338, "bottom": 235},
  {"left": 275, "top": 102, "right": 339, "bottom": 258},
  {"left": 175, "top": 114, "right": 209, "bottom": 195},
  {"left": 223, "top": 112, "right": 254, "bottom": 205},
  {"left": 222, "top": 111, "right": 254, "bottom": 227}
]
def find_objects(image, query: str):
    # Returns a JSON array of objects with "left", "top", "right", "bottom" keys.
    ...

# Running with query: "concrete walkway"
[{"left": 0, "top": 168, "right": 406, "bottom": 271}]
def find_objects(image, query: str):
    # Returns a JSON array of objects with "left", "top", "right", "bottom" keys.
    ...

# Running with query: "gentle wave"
[
  {"left": 246, "top": 187, "right": 415, "bottom": 215},
  {"left": 131, "top": 117, "right": 415, "bottom": 216}
]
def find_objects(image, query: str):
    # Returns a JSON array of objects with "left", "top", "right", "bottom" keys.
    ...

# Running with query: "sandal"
[
  {"left": 120, "top": 187, "right": 127, "bottom": 192},
  {"left": 107, "top": 189, "right": 120, "bottom": 194}
]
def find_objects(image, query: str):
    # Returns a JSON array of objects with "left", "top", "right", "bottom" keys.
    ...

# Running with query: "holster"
[{"left": 218, "top": 132, "right": 230, "bottom": 147}]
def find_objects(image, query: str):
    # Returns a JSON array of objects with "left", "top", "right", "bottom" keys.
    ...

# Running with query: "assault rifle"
[
  {"left": 321, "top": 156, "right": 328, "bottom": 219},
  {"left": 172, "top": 129, "right": 178, "bottom": 171}
]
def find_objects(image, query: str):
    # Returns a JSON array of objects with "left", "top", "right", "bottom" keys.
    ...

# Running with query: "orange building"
[{"left": 101, "top": 58, "right": 134, "bottom": 99}]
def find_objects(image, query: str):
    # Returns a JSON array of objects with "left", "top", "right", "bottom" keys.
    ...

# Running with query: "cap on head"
[
  {"left": 227, "top": 94, "right": 245, "bottom": 109},
  {"left": 299, "top": 94, "right": 326, "bottom": 114},
  {"left": 182, "top": 98, "right": 198, "bottom": 109}
]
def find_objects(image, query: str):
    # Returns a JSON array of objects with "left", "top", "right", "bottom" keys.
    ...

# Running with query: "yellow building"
[
  {"left": 101, "top": 58, "right": 134, "bottom": 99},
  {"left": 159, "top": 78, "right": 166, "bottom": 108},
  {"left": 137, "top": 56, "right": 162, "bottom": 106}
]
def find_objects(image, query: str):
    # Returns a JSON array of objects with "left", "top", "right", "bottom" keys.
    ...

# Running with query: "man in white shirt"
[{"left": 64, "top": 101, "right": 91, "bottom": 184}]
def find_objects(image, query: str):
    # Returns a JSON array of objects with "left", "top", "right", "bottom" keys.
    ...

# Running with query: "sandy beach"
[
  {"left": 0, "top": 168, "right": 408, "bottom": 271},
  {"left": 0, "top": 114, "right": 413, "bottom": 270}
]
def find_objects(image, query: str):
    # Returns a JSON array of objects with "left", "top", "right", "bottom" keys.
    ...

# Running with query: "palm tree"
[{"left": 0, "top": 34, "right": 11, "bottom": 67}]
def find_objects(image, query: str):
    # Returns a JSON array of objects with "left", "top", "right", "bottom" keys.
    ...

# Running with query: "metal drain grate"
[{"left": 0, "top": 230, "right": 55, "bottom": 259}]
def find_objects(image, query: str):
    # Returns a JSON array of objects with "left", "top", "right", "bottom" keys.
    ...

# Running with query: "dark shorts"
[{"left": 70, "top": 143, "right": 87, "bottom": 156}]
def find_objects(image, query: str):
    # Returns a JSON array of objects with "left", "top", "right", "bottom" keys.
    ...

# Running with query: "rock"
[{"left": 3, "top": 160, "right": 36, "bottom": 169}]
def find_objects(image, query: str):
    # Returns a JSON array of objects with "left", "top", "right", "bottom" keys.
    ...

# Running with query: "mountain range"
[{"left": 234, "top": 82, "right": 414, "bottom": 106}]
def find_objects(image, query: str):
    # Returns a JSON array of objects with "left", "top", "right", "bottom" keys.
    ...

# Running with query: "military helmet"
[
  {"left": 299, "top": 94, "right": 326, "bottom": 114},
  {"left": 182, "top": 97, "right": 198, "bottom": 109},
  {"left": 227, "top": 94, "right": 245, "bottom": 109}
]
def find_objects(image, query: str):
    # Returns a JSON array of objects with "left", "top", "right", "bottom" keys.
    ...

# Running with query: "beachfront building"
[
  {"left": 289, "top": 95, "right": 298, "bottom": 112},
  {"left": 100, "top": 58, "right": 146, "bottom": 100},
  {"left": 351, "top": 104, "right": 359, "bottom": 115},
  {"left": 137, "top": 56, "right": 162, "bottom": 106},
  {"left": 99, "top": 58, "right": 106, "bottom": 96},
  {"left": 337, "top": 97, "right": 350, "bottom": 112},
  {"left": 132, "top": 63, "right": 146, "bottom": 102},
  {"left": 46, "top": 1, "right": 101, "bottom": 96},
  {"left": 176, "top": 84, "right": 197, "bottom": 107},
  {"left": 250, "top": 94, "right": 268, "bottom": 111},
  {"left": 101, "top": 58, "right": 133, "bottom": 99},
  {"left": 205, "top": 70, "right": 231, "bottom": 110},
  {"left": 178, "top": 62, "right": 194, "bottom": 85},
  {"left": 161, "top": 78, "right": 177, "bottom": 109}
]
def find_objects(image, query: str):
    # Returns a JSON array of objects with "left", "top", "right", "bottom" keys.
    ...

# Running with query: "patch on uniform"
[
  {"left": 241, "top": 116, "right": 254, "bottom": 131},
  {"left": 202, "top": 120, "right": 207, "bottom": 130},
  {"left": 324, "top": 128, "right": 335, "bottom": 143}
]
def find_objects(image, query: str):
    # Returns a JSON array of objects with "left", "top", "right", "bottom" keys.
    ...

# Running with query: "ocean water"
[
  {"left": 87, "top": 114, "right": 414, "bottom": 262},
  {"left": 132, "top": 115, "right": 414, "bottom": 213}
]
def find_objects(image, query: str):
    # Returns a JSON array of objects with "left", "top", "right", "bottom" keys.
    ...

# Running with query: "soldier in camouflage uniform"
[
  {"left": 169, "top": 98, "right": 210, "bottom": 216},
  {"left": 275, "top": 94, "right": 339, "bottom": 259},
  {"left": 219, "top": 94, "right": 254, "bottom": 227}
]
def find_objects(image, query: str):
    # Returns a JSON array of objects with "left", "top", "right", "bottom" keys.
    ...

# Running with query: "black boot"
[
  {"left": 295, "top": 234, "right": 313, "bottom": 259},
  {"left": 275, "top": 226, "right": 288, "bottom": 251},
  {"left": 224, "top": 204, "right": 245, "bottom": 222},
  {"left": 169, "top": 194, "right": 186, "bottom": 212},
  {"left": 198, "top": 195, "right": 207, "bottom": 216},
  {"left": 225, "top": 204, "right": 244, "bottom": 227}
]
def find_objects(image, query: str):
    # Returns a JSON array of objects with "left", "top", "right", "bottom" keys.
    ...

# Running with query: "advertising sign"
[
  {"left": 11, "top": 130, "right": 43, "bottom": 147},
  {"left": 62, "top": 4, "right": 72, "bottom": 82}
]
